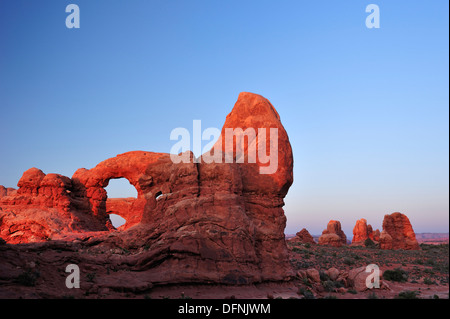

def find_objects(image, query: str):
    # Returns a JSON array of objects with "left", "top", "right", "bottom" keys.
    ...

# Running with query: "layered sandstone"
[
  {"left": 0, "top": 92, "right": 294, "bottom": 286},
  {"left": 379, "top": 212, "right": 420, "bottom": 250},
  {"left": 351, "top": 218, "right": 380, "bottom": 246},
  {"left": 0, "top": 185, "right": 16, "bottom": 198},
  {"left": 318, "top": 220, "right": 347, "bottom": 247},
  {"left": 289, "top": 228, "right": 316, "bottom": 245}
]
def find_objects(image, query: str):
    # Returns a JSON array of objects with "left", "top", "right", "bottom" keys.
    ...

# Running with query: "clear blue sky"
[{"left": 1, "top": 0, "right": 448, "bottom": 235}]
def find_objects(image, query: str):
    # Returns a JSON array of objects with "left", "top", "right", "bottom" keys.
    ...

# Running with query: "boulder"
[
  {"left": 306, "top": 268, "right": 320, "bottom": 283},
  {"left": 348, "top": 266, "right": 390, "bottom": 292},
  {"left": 327, "top": 267, "right": 340, "bottom": 281}
]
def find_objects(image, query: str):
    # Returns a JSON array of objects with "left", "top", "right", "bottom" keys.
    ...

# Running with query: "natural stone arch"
[
  {"left": 105, "top": 177, "right": 138, "bottom": 229},
  {"left": 71, "top": 151, "right": 167, "bottom": 229}
]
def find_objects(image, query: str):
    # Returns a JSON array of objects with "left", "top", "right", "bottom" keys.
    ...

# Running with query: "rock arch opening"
[{"left": 104, "top": 178, "right": 137, "bottom": 229}]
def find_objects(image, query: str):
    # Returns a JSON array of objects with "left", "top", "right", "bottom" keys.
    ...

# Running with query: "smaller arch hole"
[
  {"left": 155, "top": 191, "right": 163, "bottom": 200},
  {"left": 109, "top": 214, "right": 126, "bottom": 229}
]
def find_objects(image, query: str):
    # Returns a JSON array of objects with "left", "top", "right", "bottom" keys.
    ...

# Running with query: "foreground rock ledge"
[{"left": 0, "top": 92, "right": 294, "bottom": 288}]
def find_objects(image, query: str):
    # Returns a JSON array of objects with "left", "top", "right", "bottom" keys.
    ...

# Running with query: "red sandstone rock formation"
[
  {"left": 289, "top": 228, "right": 316, "bottom": 244},
  {"left": 106, "top": 197, "right": 136, "bottom": 229},
  {"left": 379, "top": 212, "right": 420, "bottom": 250},
  {"left": 0, "top": 92, "right": 294, "bottom": 286},
  {"left": 0, "top": 168, "right": 109, "bottom": 244},
  {"left": 351, "top": 218, "right": 380, "bottom": 246},
  {"left": 372, "top": 229, "right": 381, "bottom": 242},
  {"left": 0, "top": 185, "right": 16, "bottom": 198},
  {"left": 352, "top": 219, "right": 369, "bottom": 244},
  {"left": 318, "top": 220, "right": 347, "bottom": 247}
]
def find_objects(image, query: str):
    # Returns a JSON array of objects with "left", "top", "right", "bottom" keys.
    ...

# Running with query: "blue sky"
[{"left": 0, "top": 0, "right": 448, "bottom": 235}]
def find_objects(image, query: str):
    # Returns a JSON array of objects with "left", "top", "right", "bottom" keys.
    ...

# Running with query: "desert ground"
[
  {"left": 141, "top": 242, "right": 450, "bottom": 299},
  {"left": 1, "top": 239, "right": 447, "bottom": 299}
]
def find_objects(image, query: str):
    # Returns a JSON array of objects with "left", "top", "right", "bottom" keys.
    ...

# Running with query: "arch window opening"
[
  {"left": 155, "top": 191, "right": 163, "bottom": 200},
  {"left": 108, "top": 214, "right": 126, "bottom": 229},
  {"left": 104, "top": 178, "right": 137, "bottom": 229}
]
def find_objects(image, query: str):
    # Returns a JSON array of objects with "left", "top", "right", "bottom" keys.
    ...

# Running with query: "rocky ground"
[
  {"left": 287, "top": 241, "right": 449, "bottom": 299},
  {"left": 1, "top": 238, "right": 447, "bottom": 299}
]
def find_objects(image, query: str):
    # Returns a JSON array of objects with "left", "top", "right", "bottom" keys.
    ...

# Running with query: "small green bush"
[
  {"left": 423, "top": 277, "right": 436, "bottom": 285},
  {"left": 343, "top": 257, "right": 355, "bottom": 266},
  {"left": 302, "top": 277, "right": 311, "bottom": 287},
  {"left": 86, "top": 272, "right": 96, "bottom": 283},
  {"left": 322, "top": 280, "right": 344, "bottom": 292},
  {"left": 383, "top": 268, "right": 408, "bottom": 282},
  {"left": 16, "top": 270, "right": 40, "bottom": 287},
  {"left": 367, "top": 292, "right": 378, "bottom": 299},
  {"left": 298, "top": 287, "right": 315, "bottom": 299},
  {"left": 396, "top": 290, "right": 420, "bottom": 299},
  {"left": 319, "top": 270, "right": 330, "bottom": 282},
  {"left": 364, "top": 238, "right": 376, "bottom": 248}
]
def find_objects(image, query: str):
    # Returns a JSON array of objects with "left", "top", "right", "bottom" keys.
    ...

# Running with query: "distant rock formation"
[
  {"left": 415, "top": 233, "right": 449, "bottom": 244},
  {"left": 0, "top": 92, "right": 294, "bottom": 286},
  {"left": 351, "top": 218, "right": 380, "bottom": 246},
  {"left": 372, "top": 228, "right": 381, "bottom": 242},
  {"left": 0, "top": 168, "right": 110, "bottom": 243},
  {"left": 0, "top": 185, "right": 16, "bottom": 198},
  {"left": 318, "top": 220, "right": 347, "bottom": 247},
  {"left": 379, "top": 212, "right": 420, "bottom": 250},
  {"left": 289, "top": 228, "right": 316, "bottom": 244},
  {"left": 106, "top": 197, "right": 136, "bottom": 229}
]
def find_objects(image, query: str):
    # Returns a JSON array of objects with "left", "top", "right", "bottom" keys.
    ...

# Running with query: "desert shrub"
[
  {"left": 343, "top": 257, "right": 355, "bottom": 266},
  {"left": 179, "top": 293, "right": 192, "bottom": 299},
  {"left": 302, "top": 277, "right": 312, "bottom": 287},
  {"left": 383, "top": 268, "right": 408, "bottom": 282},
  {"left": 364, "top": 238, "right": 376, "bottom": 248},
  {"left": 295, "top": 261, "right": 314, "bottom": 269},
  {"left": 304, "top": 243, "right": 311, "bottom": 249},
  {"left": 348, "top": 289, "right": 357, "bottom": 294},
  {"left": 396, "top": 290, "right": 420, "bottom": 299},
  {"left": 423, "top": 277, "right": 436, "bottom": 285},
  {"left": 322, "top": 295, "right": 337, "bottom": 299},
  {"left": 86, "top": 272, "right": 96, "bottom": 282},
  {"left": 424, "top": 268, "right": 435, "bottom": 275},
  {"left": 16, "top": 270, "right": 40, "bottom": 287},
  {"left": 298, "top": 287, "right": 315, "bottom": 299},
  {"left": 319, "top": 270, "right": 330, "bottom": 282},
  {"left": 367, "top": 292, "right": 378, "bottom": 299},
  {"left": 433, "top": 262, "right": 449, "bottom": 273},
  {"left": 425, "top": 259, "right": 436, "bottom": 266},
  {"left": 351, "top": 253, "right": 362, "bottom": 260},
  {"left": 322, "top": 280, "right": 343, "bottom": 292}
]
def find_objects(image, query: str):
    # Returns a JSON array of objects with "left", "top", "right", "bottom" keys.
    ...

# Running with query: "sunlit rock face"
[
  {"left": 0, "top": 92, "right": 294, "bottom": 285},
  {"left": 318, "top": 220, "right": 347, "bottom": 247},
  {"left": 379, "top": 212, "right": 420, "bottom": 250}
]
